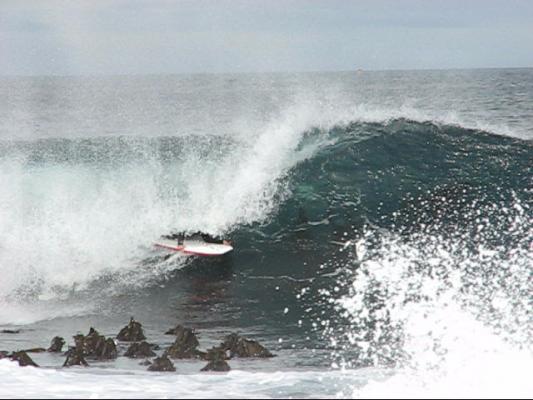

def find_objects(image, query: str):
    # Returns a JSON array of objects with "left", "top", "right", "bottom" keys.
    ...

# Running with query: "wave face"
[
  {"left": 2, "top": 119, "right": 528, "bottom": 297},
  {"left": 0, "top": 71, "right": 532, "bottom": 398}
]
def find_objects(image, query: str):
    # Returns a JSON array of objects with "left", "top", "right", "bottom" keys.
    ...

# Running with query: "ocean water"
[{"left": 0, "top": 69, "right": 531, "bottom": 398}]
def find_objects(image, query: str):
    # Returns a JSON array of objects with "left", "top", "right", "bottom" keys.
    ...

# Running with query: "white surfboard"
[{"left": 154, "top": 239, "right": 233, "bottom": 256}]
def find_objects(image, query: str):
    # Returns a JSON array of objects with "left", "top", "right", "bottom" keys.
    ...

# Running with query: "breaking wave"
[{"left": 0, "top": 114, "right": 531, "bottom": 397}]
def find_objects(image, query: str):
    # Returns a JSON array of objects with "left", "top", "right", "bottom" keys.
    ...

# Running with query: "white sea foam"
[
  {"left": 0, "top": 360, "right": 377, "bottom": 399},
  {"left": 325, "top": 197, "right": 532, "bottom": 399},
  {"left": 0, "top": 102, "right": 332, "bottom": 323}
]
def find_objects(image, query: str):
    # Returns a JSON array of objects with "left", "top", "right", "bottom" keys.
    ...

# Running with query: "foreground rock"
[
  {"left": 221, "top": 333, "right": 274, "bottom": 358},
  {"left": 117, "top": 318, "right": 146, "bottom": 342},
  {"left": 48, "top": 336, "right": 66, "bottom": 353},
  {"left": 63, "top": 346, "right": 89, "bottom": 367},
  {"left": 124, "top": 341, "right": 156, "bottom": 358},
  {"left": 201, "top": 348, "right": 231, "bottom": 372},
  {"left": 201, "top": 359, "right": 231, "bottom": 372},
  {"left": 74, "top": 328, "right": 117, "bottom": 360},
  {"left": 0, "top": 351, "right": 9, "bottom": 359},
  {"left": 165, "top": 325, "right": 204, "bottom": 359},
  {"left": 11, "top": 351, "right": 39, "bottom": 367},
  {"left": 147, "top": 355, "right": 175, "bottom": 372}
]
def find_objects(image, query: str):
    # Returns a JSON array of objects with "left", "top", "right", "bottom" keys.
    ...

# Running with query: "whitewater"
[{"left": 0, "top": 69, "right": 531, "bottom": 398}]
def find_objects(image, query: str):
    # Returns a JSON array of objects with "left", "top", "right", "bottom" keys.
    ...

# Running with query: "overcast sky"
[{"left": 1, "top": 0, "right": 533, "bottom": 75}]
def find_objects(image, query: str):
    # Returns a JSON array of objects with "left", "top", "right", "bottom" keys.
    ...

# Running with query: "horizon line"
[{"left": 1, "top": 65, "right": 532, "bottom": 79}]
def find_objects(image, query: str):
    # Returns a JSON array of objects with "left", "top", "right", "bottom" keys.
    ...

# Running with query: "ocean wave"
[{"left": 0, "top": 118, "right": 530, "bottom": 314}]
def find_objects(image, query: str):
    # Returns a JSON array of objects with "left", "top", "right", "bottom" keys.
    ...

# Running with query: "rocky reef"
[
  {"left": 63, "top": 346, "right": 89, "bottom": 367},
  {"left": 147, "top": 355, "right": 175, "bottom": 372},
  {"left": 1, "top": 319, "right": 275, "bottom": 373},
  {"left": 201, "top": 348, "right": 231, "bottom": 372},
  {"left": 10, "top": 351, "right": 39, "bottom": 367},
  {"left": 165, "top": 325, "right": 205, "bottom": 359},
  {"left": 124, "top": 341, "right": 157, "bottom": 358},
  {"left": 73, "top": 328, "right": 118, "bottom": 360},
  {"left": 221, "top": 333, "right": 275, "bottom": 358},
  {"left": 117, "top": 318, "right": 146, "bottom": 342},
  {"left": 47, "top": 337, "right": 66, "bottom": 353}
]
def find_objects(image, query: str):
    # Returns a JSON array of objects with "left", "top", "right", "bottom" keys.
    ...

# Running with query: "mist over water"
[{"left": 0, "top": 69, "right": 531, "bottom": 398}]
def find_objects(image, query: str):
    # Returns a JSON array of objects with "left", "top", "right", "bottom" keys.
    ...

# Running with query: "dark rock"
[
  {"left": 48, "top": 336, "right": 66, "bottom": 353},
  {"left": 84, "top": 328, "right": 102, "bottom": 351},
  {"left": 124, "top": 341, "right": 156, "bottom": 358},
  {"left": 73, "top": 329, "right": 117, "bottom": 360},
  {"left": 96, "top": 338, "right": 118, "bottom": 360},
  {"left": 221, "top": 333, "right": 275, "bottom": 358},
  {"left": 201, "top": 347, "right": 231, "bottom": 372},
  {"left": 117, "top": 318, "right": 146, "bottom": 342},
  {"left": 147, "top": 355, "right": 175, "bottom": 372},
  {"left": 201, "top": 360, "right": 231, "bottom": 372},
  {"left": 70, "top": 328, "right": 118, "bottom": 360},
  {"left": 165, "top": 326, "right": 202, "bottom": 359},
  {"left": 139, "top": 359, "right": 152, "bottom": 366},
  {"left": 21, "top": 348, "right": 46, "bottom": 353},
  {"left": 1, "top": 329, "right": 20, "bottom": 334},
  {"left": 11, "top": 351, "right": 39, "bottom": 367},
  {"left": 63, "top": 346, "right": 89, "bottom": 367},
  {"left": 0, "top": 351, "right": 9, "bottom": 359},
  {"left": 204, "top": 347, "right": 230, "bottom": 361}
]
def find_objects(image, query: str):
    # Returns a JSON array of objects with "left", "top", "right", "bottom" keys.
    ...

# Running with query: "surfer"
[
  {"left": 199, "top": 232, "right": 232, "bottom": 246},
  {"left": 163, "top": 232, "right": 231, "bottom": 246}
]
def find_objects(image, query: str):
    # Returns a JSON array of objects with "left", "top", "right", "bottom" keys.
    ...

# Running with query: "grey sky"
[{"left": 1, "top": 0, "right": 533, "bottom": 75}]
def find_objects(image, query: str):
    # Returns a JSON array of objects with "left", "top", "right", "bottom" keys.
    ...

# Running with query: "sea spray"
[{"left": 316, "top": 195, "right": 532, "bottom": 398}]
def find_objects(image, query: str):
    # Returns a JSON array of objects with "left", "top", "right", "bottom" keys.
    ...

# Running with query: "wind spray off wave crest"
[{"left": 0, "top": 106, "right": 327, "bottom": 309}]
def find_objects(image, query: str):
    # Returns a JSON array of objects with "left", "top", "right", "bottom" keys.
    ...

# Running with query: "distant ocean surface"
[{"left": 0, "top": 69, "right": 531, "bottom": 398}]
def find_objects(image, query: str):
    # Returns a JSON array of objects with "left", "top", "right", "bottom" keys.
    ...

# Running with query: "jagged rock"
[
  {"left": 221, "top": 333, "right": 274, "bottom": 358},
  {"left": 147, "top": 355, "right": 175, "bottom": 372},
  {"left": 117, "top": 318, "right": 146, "bottom": 342},
  {"left": 73, "top": 329, "right": 117, "bottom": 360},
  {"left": 96, "top": 338, "right": 118, "bottom": 360},
  {"left": 48, "top": 336, "right": 66, "bottom": 353},
  {"left": 165, "top": 326, "right": 202, "bottom": 359},
  {"left": 204, "top": 347, "right": 230, "bottom": 361},
  {"left": 84, "top": 328, "right": 102, "bottom": 351},
  {"left": 63, "top": 346, "right": 89, "bottom": 367},
  {"left": 1, "top": 329, "right": 20, "bottom": 334},
  {"left": 139, "top": 359, "right": 152, "bottom": 366},
  {"left": 21, "top": 348, "right": 46, "bottom": 353},
  {"left": 11, "top": 351, "right": 39, "bottom": 367},
  {"left": 124, "top": 341, "right": 156, "bottom": 358},
  {"left": 201, "top": 359, "right": 231, "bottom": 372},
  {"left": 201, "top": 347, "right": 231, "bottom": 372}
]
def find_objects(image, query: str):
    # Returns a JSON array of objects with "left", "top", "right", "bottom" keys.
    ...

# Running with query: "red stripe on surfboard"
[{"left": 154, "top": 243, "right": 184, "bottom": 251}]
